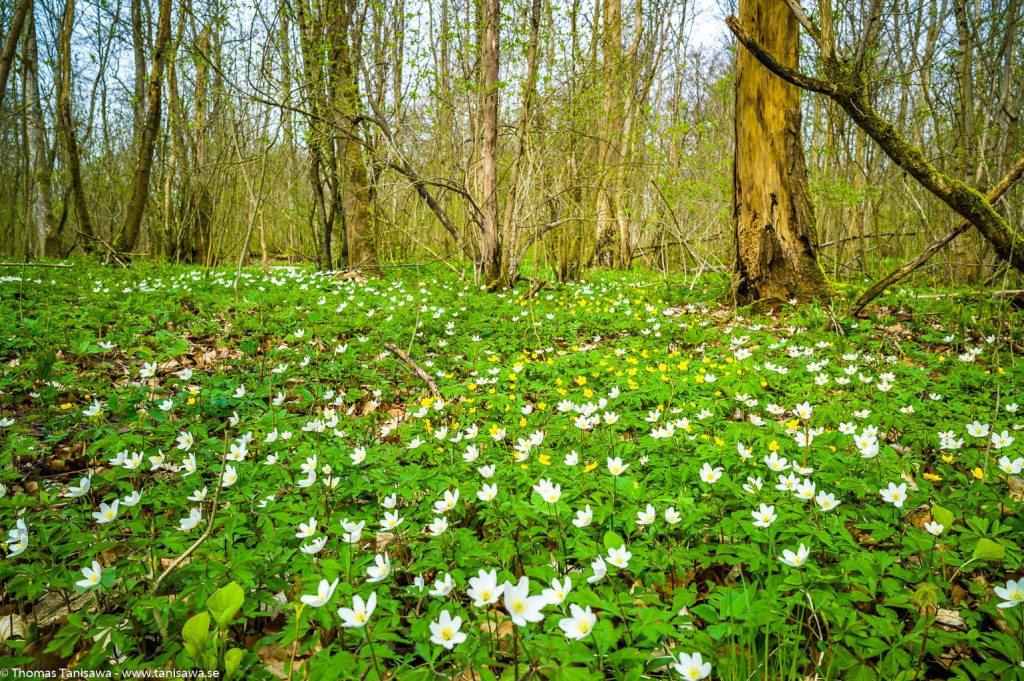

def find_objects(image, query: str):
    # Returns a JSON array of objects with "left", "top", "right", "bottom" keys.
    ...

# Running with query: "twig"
[
  {"left": 384, "top": 343, "right": 441, "bottom": 397},
  {"left": 151, "top": 434, "right": 229, "bottom": 594}
]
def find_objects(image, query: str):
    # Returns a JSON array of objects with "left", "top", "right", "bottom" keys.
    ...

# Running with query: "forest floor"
[{"left": 1, "top": 263, "right": 1024, "bottom": 680}]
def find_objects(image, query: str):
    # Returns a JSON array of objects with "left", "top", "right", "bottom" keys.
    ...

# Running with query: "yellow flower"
[
  {"left": 584, "top": 462, "right": 599, "bottom": 473},
  {"left": 188, "top": 397, "right": 196, "bottom": 405},
  {"left": 576, "top": 376, "right": 587, "bottom": 386},
  {"left": 420, "top": 397, "right": 434, "bottom": 408},
  {"left": 768, "top": 440, "right": 779, "bottom": 452},
  {"left": 60, "top": 403, "right": 73, "bottom": 410},
  {"left": 538, "top": 454, "right": 552, "bottom": 466},
  {"left": 468, "top": 383, "right": 478, "bottom": 390},
  {"left": 519, "top": 418, "right": 527, "bottom": 426},
  {"left": 923, "top": 473, "right": 942, "bottom": 482},
  {"left": 972, "top": 467, "right": 985, "bottom": 480},
  {"left": 941, "top": 454, "right": 953, "bottom": 463},
  {"left": 583, "top": 389, "right": 594, "bottom": 398},
  {"left": 714, "top": 437, "right": 724, "bottom": 446},
  {"left": 785, "top": 419, "right": 800, "bottom": 430}
]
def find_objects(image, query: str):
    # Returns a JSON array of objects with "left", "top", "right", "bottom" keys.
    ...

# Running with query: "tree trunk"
[
  {"left": 57, "top": 0, "right": 96, "bottom": 253},
  {"left": 731, "top": 0, "right": 832, "bottom": 304},
  {"left": 23, "top": 8, "right": 59, "bottom": 257},
  {"left": 115, "top": 0, "right": 172, "bottom": 255},
  {"left": 0, "top": 0, "right": 32, "bottom": 112},
  {"left": 478, "top": 0, "right": 503, "bottom": 287},
  {"left": 594, "top": 0, "right": 622, "bottom": 268}
]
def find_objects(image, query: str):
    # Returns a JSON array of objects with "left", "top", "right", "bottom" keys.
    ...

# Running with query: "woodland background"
[{"left": 0, "top": 0, "right": 1022, "bottom": 289}]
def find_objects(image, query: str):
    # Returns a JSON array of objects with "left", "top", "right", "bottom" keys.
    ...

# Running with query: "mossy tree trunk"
[{"left": 732, "top": 0, "right": 833, "bottom": 305}]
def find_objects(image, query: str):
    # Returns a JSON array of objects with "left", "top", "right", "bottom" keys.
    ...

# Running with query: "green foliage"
[{"left": 1, "top": 263, "right": 1023, "bottom": 680}]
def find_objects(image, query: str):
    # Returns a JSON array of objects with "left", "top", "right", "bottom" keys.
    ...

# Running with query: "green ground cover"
[{"left": 1, "top": 264, "right": 1023, "bottom": 680}]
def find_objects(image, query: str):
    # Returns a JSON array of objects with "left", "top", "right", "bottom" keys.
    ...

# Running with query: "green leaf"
[
  {"left": 603, "top": 530, "right": 624, "bottom": 550},
  {"left": 931, "top": 505, "right": 954, "bottom": 529},
  {"left": 207, "top": 581, "right": 245, "bottom": 630},
  {"left": 224, "top": 647, "right": 244, "bottom": 679},
  {"left": 972, "top": 538, "right": 1005, "bottom": 563},
  {"left": 182, "top": 612, "right": 211, "bottom": 660}
]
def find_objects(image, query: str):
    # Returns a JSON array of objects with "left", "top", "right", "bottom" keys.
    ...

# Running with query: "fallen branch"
[
  {"left": 915, "top": 290, "right": 1024, "bottom": 300},
  {"left": 384, "top": 343, "right": 441, "bottom": 397},
  {"left": 849, "top": 149, "right": 1024, "bottom": 316}
]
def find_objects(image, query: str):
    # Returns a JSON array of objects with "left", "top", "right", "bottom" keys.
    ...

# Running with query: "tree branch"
[{"left": 725, "top": 16, "right": 837, "bottom": 95}]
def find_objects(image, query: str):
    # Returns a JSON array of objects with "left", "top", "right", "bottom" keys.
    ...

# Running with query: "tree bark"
[
  {"left": 0, "top": 0, "right": 31, "bottom": 112},
  {"left": 478, "top": 0, "right": 503, "bottom": 287},
  {"left": 726, "top": 13, "right": 1024, "bottom": 277},
  {"left": 115, "top": 0, "right": 172, "bottom": 255},
  {"left": 23, "top": 7, "right": 59, "bottom": 257},
  {"left": 56, "top": 0, "right": 96, "bottom": 253},
  {"left": 731, "top": 0, "right": 832, "bottom": 305}
]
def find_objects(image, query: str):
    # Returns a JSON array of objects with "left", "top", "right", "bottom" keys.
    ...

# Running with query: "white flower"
[
  {"left": 380, "top": 510, "right": 404, "bottom": 530},
  {"left": 140, "top": 361, "right": 158, "bottom": 378},
  {"left": 698, "top": 462, "right": 723, "bottom": 484},
  {"left": 122, "top": 491, "right": 142, "bottom": 507},
  {"left": 477, "top": 483, "right": 498, "bottom": 502},
  {"left": 338, "top": 592, "right": 376, "bottom": 628},
  {"left": 966, "top": 420, "right": 990, "bottom": 438},
  {"left": 75, "top": 560, "right": 104, "bottom": 590},
  {"left": 502, "top": 576, "right": 546, "bottom": 626},
  {"left": 998, "top": 456, "right": 1024, "bottom": 475},
  {"left": 429, "top": 572, "right": 455, "bottom": 597},
  {"left": 179, "top": 508, "right": 202, "bottom": 531},
  {"left": 175, "top": 431, "right": 195, "bottom": 451},
  {"left": 991, "top": 430, "right": 1015, "bottom": 449},
  {"left": 673, "top": 651, "right": 712, "bottom": 680},
  {"left": 533, "top": 478, "right": 561, "bottom": 504},
  {"left": 221, "top": 464, "right": 238, "bottom": 488},
  {"left": 636, "top": 504, "right": 656, "bottom": 526},
  {"left": 879, "top": 482, "right": 908, "bottom": 508},
  {"left": 664, "top": 507, "right": 682, "bottom": 524},
  {"left": 381, "top": 493, "right": 397, "bottom": 509},
  {"left": 427, "top": 516, "right": 449, "bottom": 536},
  {"left": 994, "top": 579, "right": 1024, "bottom": 608},
  {"left": 779, "top": 543, "right": 811, "bottom": 568},
  {"left": 793, "top": 402, "right": 813, "bottom": 420},
  {"left": 63, "top": 475, "right": 91, "bottom": 499},
  {"left": 296, "top": 518, "right": 317, "bottom": 539},
  {"left": 366, "top": 553, "right": 391, "bottom": 582},
  {"left": 82, "top": 400, "right": 103, "bottom": 418},
  {"left": 573, "top": 505, "right": 593, "bottom": 528},
  {"left": 300, "top": 536, "right": 328, "bottom": 555},
  {"left": 541, "top": 577, "right": 571, "bottom": 605},
  {"left": 351, "top": 447, "right": 367, "bottom": 465},
  {"left": 924, "top": 521, "right": 944, "bottom": 537},
  {"left": 301, "top": 578, "right": 339, "bottom": 607},
  {"left": 558, "top": 604, "right": 597, "bottom": 641},
  {"left": 751, "top": 504, "right": 776, "bottom": 528},
  {"left": 429, "top": 610, "right": 467, "bottom": 649},
  {"left": 435, "top": 489, "right": 460, "bottom": 513},
  {"left": 93, "top": 500, "right": 120, "bottom": 524},
  {"left": 468, "top": 569, "right": 504, "bottom": 607},
  {"left": 478, "top": 464, "right": 496, "bottom": 479},
  {"left": 607, "top": 545, "right": 632, "bottom": 569},
  {"left": 587, "top": 555, "right": 607, "bottom": 583},
  {"left": 815, "top": 491, "right": 840, "bottom": 511},
  {"left": 607, "top": 457, "right": 629, "bottom": 476}
]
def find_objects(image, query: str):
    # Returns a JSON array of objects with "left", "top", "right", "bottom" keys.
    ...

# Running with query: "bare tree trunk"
[
  {"left": 478, "top": 0, "right": 503, "bottom": 287},
  {"left": 23, "top": 7, "right": 59, "bottom": 257},
  {"left": 731, "top": 0, "right": 832, "bottom": 304},
  {"left": 0, "top": 0, "right": 32, "bottom": 111},
  {"left": 116, "top": 0, "right": 172, "bottom": 255},
  {"left": 56, "top": 0, "right": 96, "bottom": 253},
  {"left": 130, "top": 0, "right": 147, "bottom": 145}
]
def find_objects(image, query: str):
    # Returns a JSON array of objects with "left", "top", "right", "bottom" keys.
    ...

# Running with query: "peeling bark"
[{"left": 731, "top": 0, "right": 832, "bottom": 305}]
